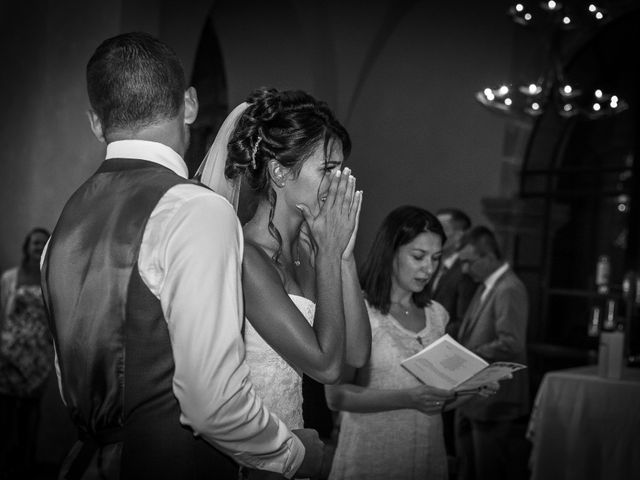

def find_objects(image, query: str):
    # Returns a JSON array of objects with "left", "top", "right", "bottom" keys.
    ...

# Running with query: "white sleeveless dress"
[
  {"left": 329, "top": 300, "right": 449, "bottom": 480},
  {"left": 243, "top": 294, "right": 316, "bottom": 429}
]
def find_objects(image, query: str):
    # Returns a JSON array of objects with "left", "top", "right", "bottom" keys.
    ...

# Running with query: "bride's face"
[{"left": 285, "top": 138, "right": 345, "bottom": 216}]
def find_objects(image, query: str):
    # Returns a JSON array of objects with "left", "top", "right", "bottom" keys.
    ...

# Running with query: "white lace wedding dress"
[{"left": 244, "top": 294, "right": 316, "bottom": 429}]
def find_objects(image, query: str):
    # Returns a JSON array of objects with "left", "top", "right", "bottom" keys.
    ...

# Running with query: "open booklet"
[{"left": 400, "top": 334, "right": 526, "bottom": 395}]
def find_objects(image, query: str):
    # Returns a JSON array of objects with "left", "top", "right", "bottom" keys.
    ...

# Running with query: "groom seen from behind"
[{"left": 41, "top": 32, "right": 323, "bottom": 480}]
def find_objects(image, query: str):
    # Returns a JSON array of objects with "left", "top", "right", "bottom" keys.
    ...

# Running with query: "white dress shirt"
[
  {"left": 442, "top": 252, "right": 459, "bottom": 271},
  {"left": 481, "top": 262, "right": 510, "bottom": 304},
  {"left": 49, "top": 140, "right": 304, "bottom": 477}
]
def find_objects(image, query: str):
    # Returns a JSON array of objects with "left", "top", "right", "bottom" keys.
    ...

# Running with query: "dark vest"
[{"left": 41, "top": 159, "right": 237, "bottom": 479}]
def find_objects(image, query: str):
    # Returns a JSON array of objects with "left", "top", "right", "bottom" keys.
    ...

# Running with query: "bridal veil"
[{"left": 195, "top": 102, "right": 249, "bottom": 211}]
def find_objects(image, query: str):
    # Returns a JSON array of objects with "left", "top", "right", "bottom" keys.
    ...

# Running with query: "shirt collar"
[
  {"left": 105, "top": 140, "right": 188, "bottom": 178},
  {"left": 484, "top": 262, "right": 509, "bottom": 292},
  {"left": 443, "top": 252, "right": 459, "bottom": 270}
]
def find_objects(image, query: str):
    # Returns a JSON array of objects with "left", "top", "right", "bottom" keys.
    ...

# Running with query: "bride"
[{"left": 197, "top": 87, "right": 371, "bottom": 475}]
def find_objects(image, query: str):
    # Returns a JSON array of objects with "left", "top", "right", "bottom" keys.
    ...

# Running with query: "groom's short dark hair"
[{"left": 86, "top": 32, "right": 185, "bottom": 134}]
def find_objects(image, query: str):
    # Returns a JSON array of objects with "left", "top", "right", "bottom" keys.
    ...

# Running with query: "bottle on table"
[
  {"left": 588, "top": 306, "right": 600, "bottom": 337},
  {"left": 595, "top": 255, "right": 611, "bottom": 294},
  {"left": 603, "top": 299, "right": 617, "bottom": 331}
]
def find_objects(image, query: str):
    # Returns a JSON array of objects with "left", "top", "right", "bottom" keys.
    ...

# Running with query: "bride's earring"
[{"left": 269, "top": 160, "right": 288, "bottom": 188}]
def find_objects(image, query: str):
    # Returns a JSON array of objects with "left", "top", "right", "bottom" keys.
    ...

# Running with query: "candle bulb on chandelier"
[
  {"left": 559, "top": 102, "right": 577, "bottom": 118},
  {"left": 546, "top": 0, "right": 565, "bottom": 12}
]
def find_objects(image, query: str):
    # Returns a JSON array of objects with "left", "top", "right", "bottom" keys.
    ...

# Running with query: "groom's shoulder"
[{"left": 164, "top": 181, "right": 237, "bottom": 215}]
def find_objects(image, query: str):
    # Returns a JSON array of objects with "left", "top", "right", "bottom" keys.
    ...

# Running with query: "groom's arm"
[{"left": 138, "top": 184, "right": 308, "bottom": 478}]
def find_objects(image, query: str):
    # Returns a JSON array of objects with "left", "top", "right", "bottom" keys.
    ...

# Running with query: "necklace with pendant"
[
  {"left": 293, "top": 241, "right": 301, "bottom": 266},
  {"left": 392, "top": 302, "right": 411, "bottom": 316}
]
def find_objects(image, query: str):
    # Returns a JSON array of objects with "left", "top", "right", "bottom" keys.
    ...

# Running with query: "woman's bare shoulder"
[{"left": 243, "top": 239, "right": 285, "bottom": 286}]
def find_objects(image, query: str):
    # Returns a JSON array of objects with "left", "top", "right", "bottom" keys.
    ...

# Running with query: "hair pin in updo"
[{"left": 251, "top": 136, "right": 262, "bottom": 169}]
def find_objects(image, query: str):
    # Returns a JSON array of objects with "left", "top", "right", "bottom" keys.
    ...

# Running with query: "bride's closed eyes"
[{"left": 321, "top": 160, "right": 342, "bottom": 173}]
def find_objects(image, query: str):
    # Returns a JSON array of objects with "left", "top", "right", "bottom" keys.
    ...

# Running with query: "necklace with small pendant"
[
  {"left": 392, "top": 302, "right": 411, "bottom": 316},
  {"left": 293, "top": 236, "right": 302, "bottom": 266}
]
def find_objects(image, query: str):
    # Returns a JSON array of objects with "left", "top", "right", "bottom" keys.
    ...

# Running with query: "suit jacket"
[
  {"left": 431, "top": 258, "right": 477, "bottom": 340},
  {"left": 457, "top": 267, "right": 529, "bottom": 422}
]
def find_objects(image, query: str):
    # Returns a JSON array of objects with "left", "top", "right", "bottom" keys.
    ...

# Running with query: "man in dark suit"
[
  {"left": 455, "top": 226, "right": 530, "bottom": 480},
  {"left": 432, "top": 208, "right": 477, "bottom": 340}
]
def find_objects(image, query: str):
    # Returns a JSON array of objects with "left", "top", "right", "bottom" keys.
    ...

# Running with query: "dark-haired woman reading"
[{"left": 325, "top": 206, "right": 497, "bottom": 480}]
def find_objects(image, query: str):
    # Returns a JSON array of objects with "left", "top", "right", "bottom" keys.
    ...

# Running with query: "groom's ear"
[
  {"left": 86, "top": 109, "right": 105, "bottom": 143},
  {"left": 268, "top": 160, "right": 289, "bottom": 188},
  {"left": 184, "top": 87, "right": 198, "bottom": 125}
]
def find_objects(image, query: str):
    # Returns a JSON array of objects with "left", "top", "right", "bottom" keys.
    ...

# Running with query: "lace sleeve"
[{"left": 427, "top": 300, "right": 449, "bottom": 336}]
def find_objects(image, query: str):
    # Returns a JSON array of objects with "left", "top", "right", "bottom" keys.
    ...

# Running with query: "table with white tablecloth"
[{"left": 527, "top": 365, "right": 640, "bottom": 480}]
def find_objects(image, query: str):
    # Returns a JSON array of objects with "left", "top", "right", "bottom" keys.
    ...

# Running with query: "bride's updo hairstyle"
[{"left": 226, "top": 87, "right": 351, "bottom": 262}]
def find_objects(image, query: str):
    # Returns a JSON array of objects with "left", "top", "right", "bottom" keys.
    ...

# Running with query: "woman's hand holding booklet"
[{"left": 400, "top": 334, "right": 526, "bottom": 394}]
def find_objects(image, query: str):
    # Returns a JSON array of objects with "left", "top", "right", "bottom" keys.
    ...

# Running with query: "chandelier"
[{"left": 476, "top": 2, "right": 628, "bottom": 120}]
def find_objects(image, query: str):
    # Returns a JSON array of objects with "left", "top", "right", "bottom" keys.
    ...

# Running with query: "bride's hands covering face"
[
  {"left": 342, "top": 183, "right": 362, "bottom": 260},
  {"left": 297, "top": 167, "right": 361, "bottom": 259}
]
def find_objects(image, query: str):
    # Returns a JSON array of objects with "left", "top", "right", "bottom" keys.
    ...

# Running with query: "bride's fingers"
[
  {"left": 343, "top": 170, "right": 356, "bottom": 214},
  {"left": 353, "top": 190, "right": 363, "bottom": 223},
  {"left": 332, "top": 167, "right": 349, "bottom": 210},
  {"left": 296, "top": 203, "right": 313, "bottom": 225},
  {"left": 324, "top": 168, "right": 341, "bottom": 210},
  {"left": 348, "top": 177, "right": 357, "bottom": 216},
  {"left": 348, "top": 191, "right": 362, "bottom": 238}
]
